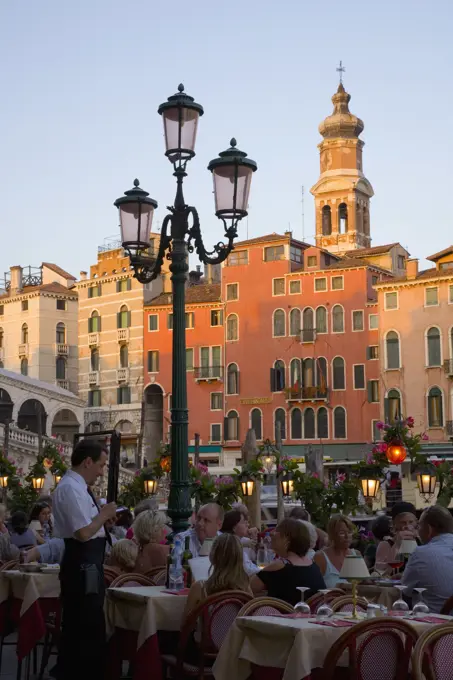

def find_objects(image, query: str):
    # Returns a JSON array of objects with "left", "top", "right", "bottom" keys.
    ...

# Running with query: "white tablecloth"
[
  {"left": 105, "top": 585, "right": 188, "bottom": 648},
  {"left": 0, "top": 571, "right": 60, "bottom": 615},
  {"left": 213, "top": 614, "right": 453, "bottom": 680}
]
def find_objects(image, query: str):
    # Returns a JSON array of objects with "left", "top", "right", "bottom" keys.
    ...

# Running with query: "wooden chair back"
[
  {"left": 238, "top": 597, "right": 294, "bottom": 617},
  {"left": 412, "top": 623, "right": 453, "bottom": 680},
  {"left": 331, "top": 595, "right": 369, "bottom": 613},
  {"left": 110, "top": 573, "right": 155, "bottom": 588}
]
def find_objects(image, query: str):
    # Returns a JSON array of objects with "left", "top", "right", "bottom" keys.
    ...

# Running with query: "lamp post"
[{"left": 114, "top": 85, "right": 257, "bottom": 534}]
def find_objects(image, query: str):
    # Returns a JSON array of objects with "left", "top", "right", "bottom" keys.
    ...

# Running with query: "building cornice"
[
  {"left": 1, "top": 290, "right": 78, "bottom": 305},
  {"left": 286, "top": 264, "right": 390, "bottom": 277},
  {"left": 74, "top": 272, "right": 134, "bottom": 289},
  {"left": 144, "top": 301, "right": 224, "bottom": 311},
  {"left": 375, "top": 273, "right": 453, "bottom": 290}
]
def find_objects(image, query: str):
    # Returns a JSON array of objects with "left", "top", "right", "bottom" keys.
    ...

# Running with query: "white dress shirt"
[{"left": 52, "top": 470, "right": 105, "bottom": 540}]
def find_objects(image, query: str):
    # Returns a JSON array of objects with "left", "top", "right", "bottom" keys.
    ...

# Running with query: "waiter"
[{"left": 52, "top": 439, "right": 116, "bottom": 680}]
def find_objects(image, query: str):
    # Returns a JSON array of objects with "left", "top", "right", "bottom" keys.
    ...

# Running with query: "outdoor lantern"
[
  {"left": 239, "top": 474, "right": 255, "bottom": 497},
  {"left": 158, "top": 84, "right": 204, "bottom": 164},
  {"left": 416, "top": 465, "right": 437, "bottom": 500},
  {"left": 386, "top": 440, "right": 407, "bottom": 465},
  {"left": 208, "top": 139, "right": 257, "bottom": 222},
  {"left": 359, "top": 468, "right": 381, "bottom": 500},
  {"left": 0, "top": 476, "right": 8, "bottom": 489},
  {"left": 32, "top": 476, "right": 45, "bottom": 491},
  {"left": 53, "top": 474, "right": 62, "bottom": 485},
  {"left": 143, "top": 476, "right": 158, "bottom": 496},
  {"left": 114, "top": 180, "right": 158, "bottom": 254},
  {"left": 280, "top": 472, "right": 294, "bottom": 498}
]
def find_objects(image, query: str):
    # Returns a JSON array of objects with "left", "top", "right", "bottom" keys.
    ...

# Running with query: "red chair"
[
  {"left": 238, "top": 597, "right": 294, "bottom": 617},
  {"left": 321, "top": 617, "right": 419, "bottom": 680},
  {"left": 412, "top": 623, "right": 453, "bottom": 680},
  {"left": 161, "top": 590, "right": 252, "bottom": 679},
  {"left": 145, "top": 567, "right": 167, "bottom": 586},
  {"left": 0, "top": 560, "right": 19, "bottom": 571},
  {"left": 110, "top": 573, "right": 155, "bottom": 588},
  {"left": 307, "top": 588, "right": 345, "bottom": 613}
]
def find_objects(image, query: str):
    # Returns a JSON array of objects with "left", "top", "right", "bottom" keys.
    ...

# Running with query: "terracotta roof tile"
[
  {"left": 42, "top": 262, "right": 76, "bottom": 280},
  {"left": 146, "top": 283, "right": 221, "bottom": 307},
  {"left": 376, "top": 267, "right": 453, "bottom": 285},
  {"left": 0, "top": 282, "right": 77, "bottom": 301},
  {"left": 344, "top": 243, "right": 402, "bottom": 257},
  {"left": 426, "top": 246, "right": 453, "bottom": 262}
]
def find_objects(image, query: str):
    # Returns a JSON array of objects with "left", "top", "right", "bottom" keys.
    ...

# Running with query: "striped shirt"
[{"left": 402, "top": 533, "right": 453, "bottom": 613}]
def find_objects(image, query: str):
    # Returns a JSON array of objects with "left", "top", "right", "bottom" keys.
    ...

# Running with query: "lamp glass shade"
[
  {"left": 360, "top": 477, "right": 380, "bottom": 499},
  {"left": 339, "top": 555, "right": 370, "bottom": 579},
  {"left": 280, "top": 475, "right": 294, "bottom": 498},
  {"left": 399, "top": 539, "right": 417, "bottom": 555},
  {"left": 386, "top": 442, "right": 407, "bottom": 464},
  {"left": 0, "top": 475, "right": 8, "bottom": 489},
  {"left": 416, "top": 470, "right": 437, "bottom": 497},
  {"left": 32, "top": 477, "right": 45, "bottom": 490},
  {"left": 119, "top": 201, "right": 155, "bottom": 249},
  {"left": 53, "top": 474, "right": 62, "bottom": 485},
  {"left": 211, "top": 164, "right": 254, "bottom": 219},
  {"left": 143, "top": 478, "right": 158, "bottom": 496},
  {"left": 240, "top": 478, "right": 255, "bottom": 497},
  {"left": 161, "top": 106, "right": 200, "bottom": 163}
]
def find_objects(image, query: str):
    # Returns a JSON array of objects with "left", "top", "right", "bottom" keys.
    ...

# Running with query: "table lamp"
[
  {"left": 398, "top": 539, "right": 417, "bottom": 557},
  {"left": 339, "top": 555, "right": 370, "bottom": 619}
]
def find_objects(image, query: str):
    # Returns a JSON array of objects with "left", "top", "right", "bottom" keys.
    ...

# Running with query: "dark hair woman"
[{"left": 29, "top": 501, "right": 52, "bottom": 544}]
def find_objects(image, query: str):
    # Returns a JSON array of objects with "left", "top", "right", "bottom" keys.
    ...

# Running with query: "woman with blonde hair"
[
  {"left": 313, "top": 514, "right": 357, "bottom": 588},
  {"left": 132, "top": 510, "right": 169, "bottom": 573},
  {"left": 185, "top": 533, "right": 251, "bottom": 616},
  {"left": 109, "top": 539, "right": 139, "bottom": 574}
]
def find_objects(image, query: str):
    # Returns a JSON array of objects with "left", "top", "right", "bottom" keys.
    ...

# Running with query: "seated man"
[{"left": 402, "top": 505, "right": 453, "bottom": 613}]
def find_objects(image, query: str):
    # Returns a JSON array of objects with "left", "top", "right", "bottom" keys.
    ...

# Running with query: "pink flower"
[
  {"left": 406, "top": 417, "right": 415, "bottom": 428},
  {"left": 383, "top": 424, "right": 391, "bottom": 431},
  {"left": 422, "top": 433, "right": 429, "bottom": 441},
  {"left": 195, "top": 480, "right": 201, "bottom": 486},
  {"left": 375, "top": 442, "right": 388, "bottom": 454},
  {"left": 312, "top": 472, "right": 319, "bottom": 479},
  {"left": 366, "top": 453, "right": 374, "bottom": 465},
  {"left": 196, "top": 463, "right": 209, "bottom": 476},
  {"left": 376, "top": 421, "right": 385, "bottom": 430}
]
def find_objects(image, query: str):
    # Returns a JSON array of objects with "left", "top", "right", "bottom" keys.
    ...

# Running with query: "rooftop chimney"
[
  {"left": 10, "top": 266, "right": 23, "bottom": 295},
  {"left": 406, "top": 259, "right": 418, "bottom": 280},
  {"left": 80, "top": 271, "right": 87, "bottom": 281}
]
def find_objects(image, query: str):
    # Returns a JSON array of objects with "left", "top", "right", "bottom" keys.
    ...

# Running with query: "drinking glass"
[
  {"left": 392, "top": 585, "right": 409, "bottom": 613},
  {"left": 294, "top": 587, "right": 311, "bottom": 615},
  {"left": 316, "top": 590, "right": 333, "bottom": 619},
  {"left": 412, "top": 588, "right": 429, "bottom": 616},
  {"left": 388, "top": 558, "right": 404, "bottom": 578},
  {"left": 256, "top": 548, "right": 268, "bottom": 569}
]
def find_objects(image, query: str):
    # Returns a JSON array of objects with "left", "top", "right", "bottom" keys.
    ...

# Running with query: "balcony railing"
[
  {"left": 117, "top": 368, "right": 129, "bottom": 383},
  {"left": 89, "top": 371, "right": 99, "bottom": 386},
  {"left": 444, "top": 359, "right": 453, "bottom": 377},
  {"left": 18, "top": 343, "right": 28, "bottom": 357},
  {"left": 56, "top": 379, "right": 69, "bottom": 391},
  {"left": 194, "top": 366, "right": 223, "bottom": 381},
  {"left": 447, "top": 421, "right": 453, "bottom": 436},
  {"left": 56, "top": 343, "right": 69, "bottom": 356},
  {"left": 88, "top": 333, "right": 100, "bottom": 347},
  {"left": 285, "top": 386, "right": 329, "bottom": 401},
  {"left": 117, "top": 328, "right": 129, "bottom": 343}
]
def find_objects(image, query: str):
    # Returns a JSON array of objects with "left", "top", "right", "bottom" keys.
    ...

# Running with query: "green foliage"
[{"left": 292, "top": 471, "right": 360, "bottom": 529}]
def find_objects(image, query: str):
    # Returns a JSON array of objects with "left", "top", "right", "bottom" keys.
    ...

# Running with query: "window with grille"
[
  {"left": 331, "top": 276, "right": 344, "bottom": 291},
  {"left": 228, "top": 251, "right": 248, "bottom": 266},
  {"left": 425, "top": 287, "right": 439, "bottom": 306},
  {"left": 88, "top": 390, "right": 101, "bottom": 407},
  {"left": 315, "top": 278, "right": 327, "bottom": 292},
  {"left": 210, "top": 424, "right": 222, "bottom": 442},
  {"left": 117, "top": 386, "right": 131, "bottom": 405},
  {"left": 289, "top": 280, "right": 301, "bottom": 294},
  {"left": 352, "top": 311, "right": 364, "bottom": 331},
  {"left": 226, "top": 283, "right": 238, "bottom": 301},
  {"left": 211, "top": 393, "right": 223, "bottom": 410}
]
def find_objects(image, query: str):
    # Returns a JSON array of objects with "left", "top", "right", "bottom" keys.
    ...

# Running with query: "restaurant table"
[
  {"left": 0, "top": 570, "right": 60, "bottom": 659},
  {"left": 105, "top": 585, "right": 188, "bottom": 680},
  {"left": 212, "top": 613, "right": 453, "bottom": 680}
]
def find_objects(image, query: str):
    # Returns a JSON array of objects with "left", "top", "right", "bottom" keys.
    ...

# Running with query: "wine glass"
[
  {"left": 392, "top": 585, "right": 409, "bottom": 613},
  {"left": 294, "top": 587, "right": 311, "bottom": 615},
  {"left": 412, "top": 588, "right": 429, "bottom": 616},
  {"left": 388, "top": 557, "right": 404, "bottom": 579},
  {"left": 316, "top": 590, "right": 333, "bottom": 619}
]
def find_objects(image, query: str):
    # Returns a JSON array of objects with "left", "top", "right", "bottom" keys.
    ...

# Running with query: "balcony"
[
  {"left": 117, "top": 328, "right": 129, "bottom": 343},
  {"left": 89, "top": 371, "right": 99, "bottom": 386},
  {"left": 56, "top": 343, "right": 69, "bottom": 356},
  {"left": 88, "top": 333, "right": 100, "bottom": 347},
  {"left": 194, "top": 366, "right": 223, "bottom": 382},
  {"left": 56, "top": 379, "right": 69, "bottom": 390},
  {"left": 447, "top": 421, "right": 453, "bottom": 437},
  {"left": 285, "top": 386, "right": 329, "bottom": 402},
  {"left": 444, "top": 359, "right": 453, "bottom": 377},
  {"left": 18, "top": 343, "right": 28, "bottom": 357},
  {"left": 117, "top": 368, "right": 129, "bottom": 383}
]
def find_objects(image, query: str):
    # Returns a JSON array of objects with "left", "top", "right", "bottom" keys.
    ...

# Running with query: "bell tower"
[{"left": 310, "top": 74, "right": 374, "bottom": 254}]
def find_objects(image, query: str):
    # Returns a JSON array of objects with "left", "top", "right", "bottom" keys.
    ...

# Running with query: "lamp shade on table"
[{"left": 339, "top": 555, "right": 370, "bottom": 579}]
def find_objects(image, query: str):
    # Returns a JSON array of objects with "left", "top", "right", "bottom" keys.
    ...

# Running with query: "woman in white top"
[
  {"left": 313, "top": 514, "right": 357, "bottom": 588},
  {"left": 29, "top": 502, "right": 52, "bottom": 545}
]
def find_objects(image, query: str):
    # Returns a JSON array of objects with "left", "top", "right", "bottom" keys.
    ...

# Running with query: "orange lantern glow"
[{"left": 386, "top": 441, "right": 407, "bottom": 464}]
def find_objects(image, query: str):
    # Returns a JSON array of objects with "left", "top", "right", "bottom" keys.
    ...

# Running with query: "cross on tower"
[{"left": 336, "top": 60, "right": 345, "bottom": 84}]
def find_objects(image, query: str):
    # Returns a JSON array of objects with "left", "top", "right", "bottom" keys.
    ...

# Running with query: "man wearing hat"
[{"left": 375, "top": 502, "right": 418, "bottom": 573}]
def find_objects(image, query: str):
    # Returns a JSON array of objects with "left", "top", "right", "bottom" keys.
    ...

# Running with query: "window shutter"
[
  {"left": 270, "top": 368, "right": 276, "bottom": 392},
  {"left": 117, "top": 312, "right": 121, "bottom": 328},
  {"left": 127, "top": 278, "right": 132, "bottom": 291},
  {"left": 236, "top": 416, "right": 240, "bottom": 441},
  {"left": 127, "top": 311, "right": 132, "bottom": 327},
  {"left": 236, "top": 369, "right": 240, "bottom": 394},
  {"left": 366, "top": 346, "right": 371, "bottom": 360},
  {"left": 384, "top": 398, "right": 389, "bottom": 423},
  {"left": 126, "top": 387, "right": 131, "bottom": 404},
  {"left": 117, "top": 387, "right": 121, "bottom": 404},
  {"left": 367, "top": 381, "right": 373, "bottom": 403},
  {"left": 147, "top": 351, "right": 151, "bottom": 372},
  {"left": 88, "top": 288, "right": 92, "bottom": 299},
  {"left": 97, "top": 284, "right": 101, "bottom": 297},
  {"left": 88, "top": 391, "right": 93, "bottom": 407},
  {"left": 300, "top": 360, "right": 305, "bottom": 387},
  {"left": 223, "top": 417, "right": 229, "bottom": 440},
  {"left": 88, "top": 318, "right": 92, "bottom": 333},
  {"left": 97, "top": 317, "right": 101, "bottom": 332}
]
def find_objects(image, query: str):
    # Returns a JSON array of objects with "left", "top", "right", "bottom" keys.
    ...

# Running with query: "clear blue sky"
[{"left": 1, "top": 0, "right": 452, "bottom": 279}]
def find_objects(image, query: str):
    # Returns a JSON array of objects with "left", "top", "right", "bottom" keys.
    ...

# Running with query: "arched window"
[
  {"left": 334, "top": 406, "right": 346, "bottom": 438},
  {"left": 338, "top": 203, "right": 348, "bottom": 233},
  {"left": 56, "top": 323, "right": 66, "bottom": 344},
  {"left": 332, "top": 357, "right": 345, "bottom": 390},
  {"left": 304, "top": 408, "right": 315, "bottom": 439},
  {"left": 302, "top": 308, "right": 314, "bottom": 342},
  {"left": 363, "top": 206, "right": 370, "bottom": 235},
  {"left": 386, "top": 331, "right": 400, "bottom": 369},
  {"left": 290, "top": 358, "right": 301, "bottom": 388},
  {"left": 317, "top": 407, "right": 328, "bottom": 439},
  {"left": 227, "top": 363, "right": 239, "bottom": 395},
  {"left": 428, "top": 387, "right": 443, "bottom": 427},
  {"left": 90, "top": 349, "right": 99, "bottom": 371},
  {"left": 322, "top": 205, "right": 332, "bottom": 235},
  {"left": 251, "top": 408, "right": 262, "bottom": 440},
  {"left": 56, "top": 357, "right": 66, "bottom": 380},
  {"left": 274, "top": 408, "right": 286, "bottom": 440},
  {"left": 120, "top": 345, "right": 129, "bottom": 368},
  {"left": 21, "top": 324, "right": 28, "bottom": 344},
  {"left": 289, "top": 308, "right": 301, "bottom": 336},
  {"left": 273, "top": 309, "right": 286, "bottom": 337},
  {"left": 316, "top": 306, "right": 327, "bottom": 333},
  {"left": 427, "top": 327, "right": 441, "bottom": 367},
  {"left": 387, "top": 389, "right": 401, "bottom": 423},
  {"left": 117, "top": 305, "right": 130, "bottom": 329},
  {"left": 291, "top": 408, "right": 302, "bottom": 439},
  {"left": 89, "top": 311, "right": 101, "bottom": 333},
  {"left": 332, "top": 305, "right": 344, "bottom": 333},
  {"left": 303, "top": 358, "right": 314, "bottom": 387},
  {"left": 225, "top": 410, "right": 239, "bottom": 441},
  {"left": 20, "top": 358, "right": 28, "bottom": 376},
  {"left": 316, "top": 357, "right": 328, "bottom": 389},
  {"left": 274, "top": 360, "right": 285, "bottom": 391},
  {"left": 226, "top": 314, "right": 238, "bottom": 341}
]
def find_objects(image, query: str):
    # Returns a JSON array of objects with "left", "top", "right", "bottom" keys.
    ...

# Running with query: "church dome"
[{"left": 319, "top": 83, "right": 364, "bottom": 139}]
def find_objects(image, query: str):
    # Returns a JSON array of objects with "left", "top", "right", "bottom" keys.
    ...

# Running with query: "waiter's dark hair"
[{"left": 71, "top": 439, "right": 107, "bottom": 467}]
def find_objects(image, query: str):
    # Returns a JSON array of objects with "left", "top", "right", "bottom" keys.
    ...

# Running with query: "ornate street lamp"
[
  {"left": 143, "top": 476, "right": 158, "bottom": 496},
  {"left": 114, "top": 84, "right": 257, "bottom": 535},
  {"left": 31, "top": 476, "right": 45, "bottom": 491},
  {"left": 358, "top": 468, "right": 381, "bottom": 500},
  {"left": 416, "top": 465, "right": 437, "bottom": 501},
  {"left": 0, "top": 476, "right": 8, "bottom": 489},
  {"left": 280, "top": 472, "right": 294, "bottom": 498},
  {"left": 239, "top": 474, "right": 255, "bottom": 497}
]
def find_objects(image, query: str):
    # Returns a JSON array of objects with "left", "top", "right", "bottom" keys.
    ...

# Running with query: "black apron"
[{"left": 57, "top": 537, "right": 107, "bottom": 680}]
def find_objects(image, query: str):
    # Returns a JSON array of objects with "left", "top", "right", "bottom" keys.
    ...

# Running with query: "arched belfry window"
[
  {"left": 338, "top": 203, "right": 348, "bottom": 233},
  {"left": 322, "top": 205, "right": 332, "bottom": 236}
]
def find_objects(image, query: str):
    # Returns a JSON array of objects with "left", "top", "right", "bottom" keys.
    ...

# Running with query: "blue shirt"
[{"left": 402, "top": 533, "right": 453, "bottom": 613}]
